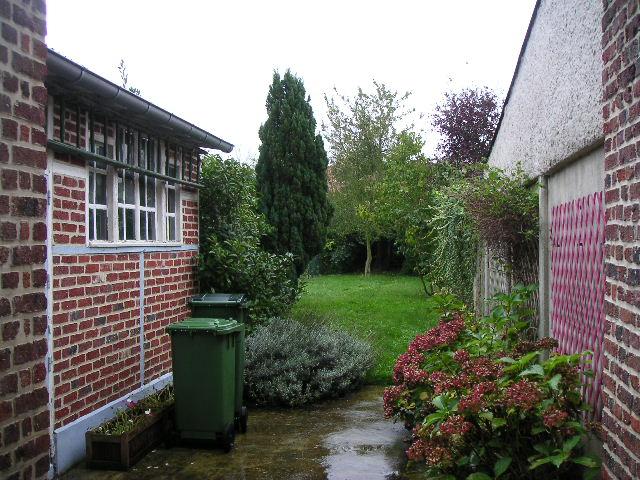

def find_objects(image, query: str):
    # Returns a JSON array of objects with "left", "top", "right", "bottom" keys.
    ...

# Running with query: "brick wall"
[
  {"left": 601, "top": 1, "right": 640, "bottom": 478},
  {"left": 51, "top": 249, "right": 197, "bottom": 428},
  {"left": 143, "top": 251, "right": 197, "bottom": 382},
  {"left": 52, "top": 253, "right": 141, "bottom": 428},
  {"left": 0, "top": 1, "right": 50, "bottom": 478},
  {"left": 182, "top": 198, "right": 198, "bottom": 244},
  {"left": 52, "top": 172, "right": 85, "bottom": 245}
]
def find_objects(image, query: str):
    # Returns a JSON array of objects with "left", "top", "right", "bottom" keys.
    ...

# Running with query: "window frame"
[{"left": 85, "top": 131, "right": 183, "bottom": 246}]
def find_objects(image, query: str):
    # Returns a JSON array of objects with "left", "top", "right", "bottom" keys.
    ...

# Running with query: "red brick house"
[
  {"left": 43, "top": 50, "right": 232, "bottom": 473},
  {"left": 0, "top": 2, "right": 232, "bottom": 476}
]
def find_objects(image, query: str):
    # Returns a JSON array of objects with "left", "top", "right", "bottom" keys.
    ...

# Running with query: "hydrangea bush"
[{"left": 384, "top": 286, "right": 600, "bottom": 479}]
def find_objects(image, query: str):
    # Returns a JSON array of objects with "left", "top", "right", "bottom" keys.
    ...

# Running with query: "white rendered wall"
[{"left": 488, "top": 0, "right": 602, "bottom": 176}]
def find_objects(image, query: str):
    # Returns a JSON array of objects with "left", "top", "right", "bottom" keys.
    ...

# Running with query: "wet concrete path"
[{"left": 63, "top": 386, "right": 412, "bottom": 480}]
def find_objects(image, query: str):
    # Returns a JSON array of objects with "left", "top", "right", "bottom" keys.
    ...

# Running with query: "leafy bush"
[
  {"left": 384, "top": 286, "right": 599, "bottom": 479},
  {"left": 245, "top": 317, "right": 375, "bottom": 407},
  {"left": 199, "top": 155, "right": 301, "bottom": 324},
  {"left": 464, "top": 165, "right": 539, "bottom": 279},
  {"left": 427, "top": 181, "right": 478, "bottom": 305},
  {"left": 200, "top": 237, "right": 300, "bottom": 323}
]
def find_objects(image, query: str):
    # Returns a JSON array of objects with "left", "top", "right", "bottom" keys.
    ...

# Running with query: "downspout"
[
  {"left": 45, "top": 99, "right": 57, "bottom": 480},
  {"left": 139, "top": 252, "right": 145, "bottom": 386},
  {"left": 538, "top": 175, "right": 550, "bottom": 341}
]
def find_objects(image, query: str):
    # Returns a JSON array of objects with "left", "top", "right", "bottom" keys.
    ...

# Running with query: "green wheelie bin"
[
  {"left": 189, "top": 293, "right": 248, "bottom": 323},
  {"left": 167, "top": 318, "right": 245, "bottom": 451},
  {"left": 188, "top": 293, "right": 248, "bottom": 433}
]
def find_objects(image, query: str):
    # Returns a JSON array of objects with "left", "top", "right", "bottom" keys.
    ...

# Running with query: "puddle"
[{"left": 62, "top": 386, "right": 414, "bottom": 480}]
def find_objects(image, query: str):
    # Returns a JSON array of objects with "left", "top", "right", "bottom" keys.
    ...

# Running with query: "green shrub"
[
  {"left": 427, "top": 181, "right": 478, "bottom": 305},
  {"left": 245, "top": 317, "right": 375, "bottom": 407},
  {"left": 198, "top": 155, "right": 300, "bottom": 324},
  {"left": 464, "top": 165, "right": 539, "bottom": 282},
  {"left": 384, "top": 286, "right": 599, "bottom": 479}
]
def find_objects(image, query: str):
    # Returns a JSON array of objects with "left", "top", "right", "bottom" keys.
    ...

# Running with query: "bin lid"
[
  {"left": 190, "top": 293, "right": 248, "bottom": 306},
  {"left": 166, "top": 318, "right": 244, "bottom": 335}
]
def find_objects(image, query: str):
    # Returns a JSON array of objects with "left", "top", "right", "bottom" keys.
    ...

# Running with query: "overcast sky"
[{"left": 47, "top": 0, "right": 536, "bottom": 163}]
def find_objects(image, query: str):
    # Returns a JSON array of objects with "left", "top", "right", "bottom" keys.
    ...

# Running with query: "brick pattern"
[
  {"left": 601, "top": 1, "right": 640, "bottom": 479},
  {"left": 182, "top": 198, "right": 198, "bottom": 244},
  {"left": 52, "top": 173, "right": 85, "bottom": 245},
  {"left": 51, "top": 105, "right": 86, "bottom": 147},
  {"left": 52, "top": 254, "right": 141, "bottom": 428},
  {"left": 51, "top": 249, "right": 198, "bottom": 428},
  {"left": 143, "top": 251, "right": 197, "bottom": 382},
  {"left": 0, "top": 1, "right": 50, "bottom": 479}
]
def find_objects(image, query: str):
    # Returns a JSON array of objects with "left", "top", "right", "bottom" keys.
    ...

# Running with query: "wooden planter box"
[{"left": 85, "top": 404, "right": 174, "bottom": 470}]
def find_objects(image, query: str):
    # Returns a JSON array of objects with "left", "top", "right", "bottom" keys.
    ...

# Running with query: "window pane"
[
  {"left": 167, "top": 188, "right": 176, "bottom": 213},
  {"left": 147, "top": 178, "right": 155, "bottom": 207},
  {"left": 148, "top": 142, "right": 155, "bottom": 171},
  {"left": 168, "top": 217, "right": 176, "bottom": 241},
  {"left": 118, "top": 207, "right": 125, "bottom": 240},
  {"left": 95, "top": 173, "right": 107, "bottom": 205},
  {"left": 89, "top": 171, "right": 94, "bottom": 202},
  {"left": 117, "top": 173, "right": 124, "bottom": 203},
  {"left": 125, "top": 172, "right": 134, "bottom": 204},
  {"left": 96, "top": 209, "right": 108, "bottom": 240},
  {"left": 139, "top": 139, "right": 146, "bottom": 168},
  {"left": 89, "top": 209, "right": 94, "bottom": 240},
  {"left": 125, "top": 209, "right": 135, "bottom": 240},
  {"left": 139, "top": 176, "right": 146, "bottom": 207},
  {"left": 140, "top": 211, "right": 147, "bottom": 240},
  {"left": 148, "top": 212, "right": 156, "bottom": 240}
]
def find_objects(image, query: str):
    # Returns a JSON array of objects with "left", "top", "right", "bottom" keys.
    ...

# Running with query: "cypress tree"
[{"left": 256, "top": 70, "right": 332, "bottom": 276}]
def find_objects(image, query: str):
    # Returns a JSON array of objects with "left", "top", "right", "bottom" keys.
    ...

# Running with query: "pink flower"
[
  {"left": 406, "top": 438, "right": 452, "bottom": 466},
  {"left": 453, "top": 349, "right": 470, "bottom": 364},
  {"left": 383, "top": 384, "right": 408, "bottom": 418},
  {"left": 542, "top": 407, "right": 568, "bottom": 428},
  {"left": 458, "top": 382, "right": 495, "bottom": 413},
  {"left": 503, "top": 380, "right": 542, "bottom": 411},
  {"left": 464, "top": 357, "right": 503, "bottom": 379},
  {"left": 439, "top": 415, "right": 472, "bottom": 436}
]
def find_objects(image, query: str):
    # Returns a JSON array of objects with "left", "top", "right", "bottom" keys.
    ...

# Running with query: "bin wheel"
[
  {"left": 222, "top": 424, "right": 235, "bottom": 453},
  {"left": 240, "top": 406, "right": 248, "bottom": 434}
]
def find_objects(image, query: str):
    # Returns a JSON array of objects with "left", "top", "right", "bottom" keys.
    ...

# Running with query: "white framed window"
[
  {"left": 117, "top": 170, "right": 136, "bottom": 241},
  {"left": 80, "top": 121, "right": 184, "bottom": 245},
  {"left": 138, "top": 136, "right": 157, "bottom": 241},
  {"left": 88, "top": 160, "right": 108, "bottom": 241},
  {"left": 165, "top": 183, "right": 177, "bottom": 242}
]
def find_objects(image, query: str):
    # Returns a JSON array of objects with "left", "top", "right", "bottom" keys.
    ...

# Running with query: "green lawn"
[{"left": 291, "top": 274, "right": 439, "bottom": 384}]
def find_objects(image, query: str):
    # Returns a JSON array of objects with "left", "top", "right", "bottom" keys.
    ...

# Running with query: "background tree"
[
  {"left": 375, "top": 132, "right": 453, "bottom": 293},
  {"left": 256, "top": 70, "right": 332, "bottom": 276},
  {"left": 431, "top": 87, "right": 501, "bottom": 167},
  {"left": 323, "top": 82, "right": 414, "bottom": 275}
]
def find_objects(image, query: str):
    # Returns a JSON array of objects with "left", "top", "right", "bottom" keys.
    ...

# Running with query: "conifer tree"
[{"left": 256, "top": 70, "right": 332, "bottom": 276}]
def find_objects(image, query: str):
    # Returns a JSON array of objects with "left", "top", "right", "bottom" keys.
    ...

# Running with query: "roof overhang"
[{"left": 45, "top": 49, "right": 233, "bottom": 153}]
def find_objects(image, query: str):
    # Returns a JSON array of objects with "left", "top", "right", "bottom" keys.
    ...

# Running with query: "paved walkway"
[{"left": 63, "top": 386, "right": 412, "bottom": 480}]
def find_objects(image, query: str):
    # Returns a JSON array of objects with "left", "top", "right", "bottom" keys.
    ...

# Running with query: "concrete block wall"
[
  {"left": 0, "top": 1, "right": 50, "bottom": 478},
  {"left": 601, "top": 0, "right": 640, "bottom": 478}
]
